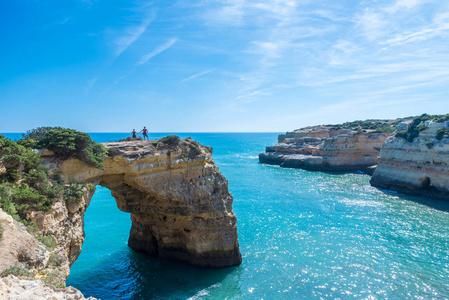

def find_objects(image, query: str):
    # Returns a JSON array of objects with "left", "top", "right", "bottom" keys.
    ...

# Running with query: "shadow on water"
[
  {"left": 69, "top": 248, "right": 241, "bottom": 300},
  {"left": 375, "top": 187, "right": 449, "bottom": 213}
]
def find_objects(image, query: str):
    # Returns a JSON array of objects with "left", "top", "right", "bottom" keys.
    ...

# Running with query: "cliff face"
[
  {"left": 260, "top": 126, "right": 392, "bottom": 172},
  {"left": 370, "top": 122, "right": 449, "bottom": 199},
  {"left": 41, "top": 138, "right": 241, "bottom": 268}
]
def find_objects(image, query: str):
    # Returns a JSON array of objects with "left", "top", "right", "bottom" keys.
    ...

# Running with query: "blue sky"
[{"left": 1, "top": 0, "right": 449, "bottom": 132}]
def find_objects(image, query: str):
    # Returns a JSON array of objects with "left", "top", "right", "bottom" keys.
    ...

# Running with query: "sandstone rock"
[
  {"left": 260, "top": 126, "right": 392, "bottom": 172},
  {"left": 0, "top": 209, "right": 47, "bottom": 275},
  {"left": 371, "top": 122, "right": 449, "bottom": 200},
  {"left": 0, "top": 275, "right": 97, "bottom": 300},
  {"left": 39, "top": 139, "right": 241, "bottom": 268}
]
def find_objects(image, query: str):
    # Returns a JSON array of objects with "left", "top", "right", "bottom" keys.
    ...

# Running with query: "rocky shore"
[
  {"left": 259, "top": 121, "right": 397, "bottom": 172},
  {"left": 371, "top": 118, "right": 449, "bottom": 200}
]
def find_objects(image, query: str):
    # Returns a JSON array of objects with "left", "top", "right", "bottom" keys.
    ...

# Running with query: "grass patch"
[
  {"left": 43, "top": 269, "right": 65, "bottom": 288},
  {"left": 0, "top": 265, "right": 32, "bottom": 278},
  {"left": 36, "top": 235, "right": 56, "bottom": 250},
  {"left": 0, "top": 223, "right": 3, "bottom": 240}
]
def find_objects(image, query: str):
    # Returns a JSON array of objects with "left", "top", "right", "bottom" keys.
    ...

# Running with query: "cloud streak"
[
  {"left": 114, "top": 16, "right": 154, "bottom": 59},
  {"left": 137, "top": 38, "right": 178, "bottom": 65},
  {"left": 181, "top": 69, "right": 215, "bottom": 83}
]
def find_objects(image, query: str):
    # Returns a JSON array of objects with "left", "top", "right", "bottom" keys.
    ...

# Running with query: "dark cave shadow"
[{"left": 69, "top": 248, "right": 241, "bottom": 300}]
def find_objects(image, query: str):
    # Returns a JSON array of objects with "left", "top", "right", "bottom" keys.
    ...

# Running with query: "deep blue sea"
[{"left": 2, "top": 132, "right": 449, "bottom": 299}]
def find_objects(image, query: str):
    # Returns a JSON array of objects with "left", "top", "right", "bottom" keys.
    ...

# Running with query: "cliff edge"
[
  {"left": 371, "top": 115, "right": 449, "bottom": 200},
  {"left": 259, "top": 120, "right": 400, "bottom": 172}
]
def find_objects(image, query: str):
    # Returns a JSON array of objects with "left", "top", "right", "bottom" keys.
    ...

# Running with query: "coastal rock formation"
[
  {"left": 0, "top": 275, "right": 96, "bottom": 299},
  {"left": 259, "top": 125, "right": 393, "bottom": 172},
  {"left": 371, "top": 121, "right": 449, "bottom": 200},
  {"left": 40, "top": 138, "right": 241, "bottom": 268}
]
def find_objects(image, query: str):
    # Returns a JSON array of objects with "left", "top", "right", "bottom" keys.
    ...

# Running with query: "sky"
[{"left": 1, "top": 0, "right": 449, "bottom": 132}]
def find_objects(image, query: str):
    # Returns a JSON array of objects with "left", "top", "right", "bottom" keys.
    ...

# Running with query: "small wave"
[{"left": 187, "top": 283, "right": 222, "bottom": 300}]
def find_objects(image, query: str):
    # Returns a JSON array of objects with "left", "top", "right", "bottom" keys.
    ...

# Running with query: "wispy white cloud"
[
  {"left": 137, "top": 38, "right": 178, "bottom": 65},
  {"left": 181, "top": 69, "right": 215, "bottom": 83},
  {"left": 114, "top": 16, "right": 154, "bottom": 58}
]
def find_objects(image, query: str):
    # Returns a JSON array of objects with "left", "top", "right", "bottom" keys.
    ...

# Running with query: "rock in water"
[{"left": 41, "top": 138, "right": 242, "bottom": 268}]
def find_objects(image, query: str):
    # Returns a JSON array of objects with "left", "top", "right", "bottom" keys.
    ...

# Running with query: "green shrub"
[
  {"left": 64, "top": 182, "right": 86, "bottom": 203},
  {"left": 160, "top": 135, "right": 180, "bottom": 145},
  {"left": 19, "top": 127, "right": 107, "bottom": 169},
  {"left": 189, "top": 144, "right": 202, "bottom": 158},
  {"left": 0, "top": 265, "right": 31, "bottom": 278},
  {"left": 43, "top": 269, "right": 65, "bottom": 288},
  {"left": 0, "top": 135, "right": 66, "bottom": 230},
  {"left": 424, "top": 141, "right": 434, "bottom": 149},
  {"left": 47, "top": 252, "right": 64, "bottom": 267},
  {"left": 0, "top": 223, "right": 4, "bottom": 240},
  {"left": 436, "top": 128, "right": 448, "bottom": 140},
  {"left": 119, "top": 136, "right": 143, "bottom": 142},
  {"left": 36, "top": 235, "right": 56, "bottom": 250},
  {"left": 395, "top": 131, "right": 407, "bottom": 139}
]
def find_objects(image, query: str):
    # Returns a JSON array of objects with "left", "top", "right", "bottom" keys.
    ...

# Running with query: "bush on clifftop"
[
  {"left": 160, "top": 135, "right": 180, "bottom": 146},
  {"left": 19, "top": 127, "right": 107, "bottom": 169}
]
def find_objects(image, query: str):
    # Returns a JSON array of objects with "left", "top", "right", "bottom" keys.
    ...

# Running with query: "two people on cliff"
[{"left": 131, "top": 127, "right": 149, "bottom": 140}]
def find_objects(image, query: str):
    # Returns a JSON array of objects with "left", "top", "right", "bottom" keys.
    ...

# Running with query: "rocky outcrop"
[
  {"left": 39, "top": 138, "right": 241, "bottom": 268},
  {"left": 371, "top": 122, "right": 449, "bottom": 200},
  {"left": 260, "top": 126, "right": 393, "bottom": 172},
  {"left": 0, "top": 275, "right": 96, "bottom": 299}
]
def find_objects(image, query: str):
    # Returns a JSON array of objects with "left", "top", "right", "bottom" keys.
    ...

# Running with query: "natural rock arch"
[{"left": 41, "top": 139, "right": 242, "bottom": 268}]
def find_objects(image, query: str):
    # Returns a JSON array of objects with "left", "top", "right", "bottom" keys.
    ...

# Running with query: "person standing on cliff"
[
  {"left": 139, "top": 126, "right": 149, "bottom": 140},
  {"left": 131, "top": 129, "right": 137, "bottom": 139}
]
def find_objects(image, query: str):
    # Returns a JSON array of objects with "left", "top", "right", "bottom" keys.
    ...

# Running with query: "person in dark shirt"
[
  {"left": 131, "top": 129, "right": 137, "bottom": 139},
  {"left": 139, "top": 127, "right": 149, "bottom": 140}
]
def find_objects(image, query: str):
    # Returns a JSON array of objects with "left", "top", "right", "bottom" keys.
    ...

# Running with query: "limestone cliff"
[
  {"left": 371, "top": 121, "right": 449, "bottom": 200},
  {"left": 0, "top": 136, "right": 240, "bottom": 298},
  {"left": 40, "top": 138, "right": 241, "bottom": 268},
  {"left": 259, "top": 124, "right": 394, "bottom": 172}
]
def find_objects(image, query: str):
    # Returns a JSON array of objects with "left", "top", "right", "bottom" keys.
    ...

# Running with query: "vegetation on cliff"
[
  {"left": 0, "top": 135, "right": 60, "bottom": 226},
  {"left": 328, "top": 119, "right": 405, "bottom": 133},
  {"left": 0, "top": 132, "right": 95, "bottom": 287},
  {"left": 396, "top": 114, "right": 449, "bottom": 142},
  {"left": 19, "top": 127, "right": 108, "bottom": 169},
  {"left": 0, "top": 131, "right": 94, "bottom": 228}
]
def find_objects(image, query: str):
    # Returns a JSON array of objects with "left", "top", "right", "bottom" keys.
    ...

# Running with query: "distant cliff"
[
  {"left": 371, "top": 115, "right": 449, "bottom": 200},
  {"left": 259, "top": 120, "right": 402, "bottom": 172}
]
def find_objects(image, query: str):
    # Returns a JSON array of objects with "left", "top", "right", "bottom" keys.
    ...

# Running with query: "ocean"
[{"left": 2, "top": 132, "right": 449, "bottom": 299}]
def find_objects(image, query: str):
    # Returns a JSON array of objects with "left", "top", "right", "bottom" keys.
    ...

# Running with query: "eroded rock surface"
[
  {"left": 41, "top": 138, "right": 241, "bottom": 268},
  {"left": 371, "top": 122, "right": 449, "bottom": 200},
  {"left": 0, "top": 275, "right": 96, "bottom": 300},
  {"left": 260, "top": 126, "right": 393, "bottom": 172}
]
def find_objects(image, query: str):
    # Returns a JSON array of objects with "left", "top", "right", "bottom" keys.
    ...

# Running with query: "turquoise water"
[{"left": 3, "top": 133, "right": 449, "bottom": 299}]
